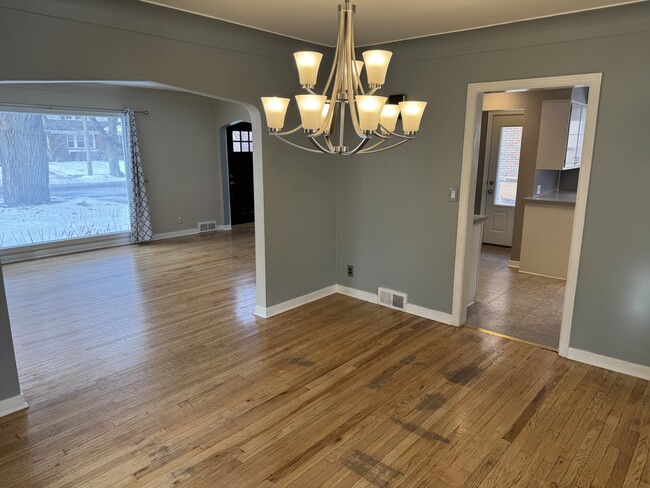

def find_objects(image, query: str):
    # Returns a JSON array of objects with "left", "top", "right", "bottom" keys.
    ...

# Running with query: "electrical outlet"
[
  {"left": 347, "top": 265, "right": 354, "bottom": 277},
  {"left": 178, "top": 217, "right": 183, "bottom": 224}
]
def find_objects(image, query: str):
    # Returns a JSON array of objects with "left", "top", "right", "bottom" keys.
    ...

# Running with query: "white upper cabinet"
[{"left": 536, "top": 99, "right": 587, "bottom": 170}]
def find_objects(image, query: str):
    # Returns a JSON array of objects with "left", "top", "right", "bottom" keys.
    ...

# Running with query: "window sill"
[{"left": 0, "top": 232, "right": 131, "bottom": 264}]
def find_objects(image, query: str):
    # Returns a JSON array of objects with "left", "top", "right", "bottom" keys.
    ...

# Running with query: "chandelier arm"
[
  {"left": 273, "top": 135, "right": 325, "bottom": 154},
  {"left": 320, "top": 10, "right": 346, "bottom": 97},
  {"left": 376, "top": 125, "right": 417, "bottom": 140},
  {"left": 366, "top": 87, "right": 378, "bottom": 96},
  {"left": 307, "top": 136, "right": 336, "bottom": 154},
  {"left": 341, "top": 136, "right": 371, "bottom": 156},
  {"left": 359, "top": 138, "right": 411, "bottom": 154},
  {"left": 323, "top": 132, "right": 337, "bottom": 152},
  {"left": 272, "top": 125, "right": 305, "bottom": 137},
  {"left": 344, "top": 14, "right": 366, "bottom": 138},
  {"left": 307, "top": 95, "right": 337, "bottom": 140},
  {"left": 348, "top": 16, "right": 365, "bottom": 96}
]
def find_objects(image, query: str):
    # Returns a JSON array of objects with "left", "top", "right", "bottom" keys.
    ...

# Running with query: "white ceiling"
[{"left": 138, "top": 0, "right": 641, "bottom": 46}]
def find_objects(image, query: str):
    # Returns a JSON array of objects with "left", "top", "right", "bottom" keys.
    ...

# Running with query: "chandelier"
[{"left": 260, "top": 0, "right": 427, "bottom": 156}]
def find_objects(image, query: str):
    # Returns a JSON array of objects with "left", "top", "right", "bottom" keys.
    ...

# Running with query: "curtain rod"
[{"left": 0, "top": 102, "right": 149, "bottom": 115}]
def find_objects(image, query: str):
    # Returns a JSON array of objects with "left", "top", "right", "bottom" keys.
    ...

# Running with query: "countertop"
[{"left": 523, "top": 191, "right": 576, "bottom": 207}]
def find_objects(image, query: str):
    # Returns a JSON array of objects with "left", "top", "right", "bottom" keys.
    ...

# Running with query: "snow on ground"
[
  {"left": 0, "top": 196, "right": 130, "bottom": 248},
  {"left": 0, "top": 160, "right": 128, "bottom": 188},
  {"left": 0, "top": 161, "right": 130, "bottom": 248}
]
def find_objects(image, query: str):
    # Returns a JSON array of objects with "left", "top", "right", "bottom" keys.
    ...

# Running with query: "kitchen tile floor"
[{"left": 465, "top": 244, "right": 565, "bottom": 349}]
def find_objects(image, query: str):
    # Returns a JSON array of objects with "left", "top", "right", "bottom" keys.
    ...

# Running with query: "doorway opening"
[
  {"left": 452, "top": 74, "right": 602, "bottom": 357},
  {"left": 221, "top": 121, "right": 255, "bottom": 226}
]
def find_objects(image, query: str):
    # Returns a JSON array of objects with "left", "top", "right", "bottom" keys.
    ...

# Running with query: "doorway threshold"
[{"left": 463, "top": 323, "right": 558, "bottom": 352}]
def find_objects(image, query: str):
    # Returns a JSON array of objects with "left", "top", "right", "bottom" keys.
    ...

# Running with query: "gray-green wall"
[
  {"left": 337, "top": 2, "right": 650, "bottom": 366},
  {"left": 0, "top": 261, "right": 20, "bottom": 401}
]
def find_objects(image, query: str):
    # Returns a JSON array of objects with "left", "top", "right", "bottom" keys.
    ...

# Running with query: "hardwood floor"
[{"left": 0, "top": 225, "right": 648, "bottom": 487}]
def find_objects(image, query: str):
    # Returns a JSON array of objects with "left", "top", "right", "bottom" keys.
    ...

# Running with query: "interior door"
[
  {"left": 483, "top": 114, "right": 524, "bottom": 246},
  {"left": 226, "top": 122, "right": 255, "bottom": 225}
]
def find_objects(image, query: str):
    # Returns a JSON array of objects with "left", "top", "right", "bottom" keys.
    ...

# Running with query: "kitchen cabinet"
[{"left": 536, "top": 100, "right": 587, "bottom": 170}]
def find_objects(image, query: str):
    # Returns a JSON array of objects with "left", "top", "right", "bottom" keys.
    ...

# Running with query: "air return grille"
[
  {"left": 378, "top": 287, "right": 408, "bottom": 311},
  {"left": 198, "top": 221, "right": 217, "bottom": 233}
]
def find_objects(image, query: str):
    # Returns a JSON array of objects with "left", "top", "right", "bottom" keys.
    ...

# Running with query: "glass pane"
[
  {"left": 233, "top": 141, "right": 241, "bottom": 152},
  {"left": 241, "top": 131, "right": 249, "bottom": 141},
  {"left": 232, "top": 130, "right": 240, "bottom": 141},
  {"left": 249, "top": 131, "right": 253, "bottom": 142},
  {"left": 494, "top": 125, "right": 523, "bottom": 207},
  {"left": 0, "top": 111, "right": 130, "bottom": 249},
  {"left": 249, "top": 142, "right": 253, "bottom": 152},
  {"left": 241, "top": 142, "right": 249, "bottom": 152}
]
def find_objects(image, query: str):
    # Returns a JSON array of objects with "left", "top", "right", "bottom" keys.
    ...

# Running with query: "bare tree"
[
  {"left": 0, "top": 113, "right": 50, "bottom": 206},
  {"left": 87, "top": 117, "right": 124, "bottom": 177},
  {"left": 82, "top": 116, "right": 94, "bottom": 176}
]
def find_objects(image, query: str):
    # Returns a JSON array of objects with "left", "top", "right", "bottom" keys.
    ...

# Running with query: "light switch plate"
[{"left": 448, "top": 187, "right": 459, "bottom": 202}]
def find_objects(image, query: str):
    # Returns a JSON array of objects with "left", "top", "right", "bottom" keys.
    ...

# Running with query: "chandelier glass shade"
[{"left": 260, "top": 0, "right": 427, "bottom": 156}]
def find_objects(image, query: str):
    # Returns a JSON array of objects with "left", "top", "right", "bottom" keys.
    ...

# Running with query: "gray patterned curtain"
[{"left": 124, "top": 109, "right": 153, "bottom": 243}]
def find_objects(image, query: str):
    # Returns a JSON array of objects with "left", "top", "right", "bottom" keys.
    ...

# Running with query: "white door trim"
[{"left": 451, "top": 73, "right": 603, "bottom": 360}]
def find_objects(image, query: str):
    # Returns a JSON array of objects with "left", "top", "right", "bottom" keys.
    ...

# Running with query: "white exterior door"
[{"left": 483, "top": 114, "right": 524, "bottom": 247}]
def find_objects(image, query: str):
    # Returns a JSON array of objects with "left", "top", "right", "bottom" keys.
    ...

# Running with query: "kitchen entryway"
[{"left": 466, "top": 244, "right": 565, "bottom": 349}]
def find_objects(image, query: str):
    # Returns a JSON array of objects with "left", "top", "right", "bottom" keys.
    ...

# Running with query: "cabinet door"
[
  {"left": 564, "top": 103, "right": 582, "bottom": 168},
  {"left": 536, "top": 100, "right": 571, "bottom": 170},
  {"left": 575, "top": 104, "right": 587, "bottom": 168}
]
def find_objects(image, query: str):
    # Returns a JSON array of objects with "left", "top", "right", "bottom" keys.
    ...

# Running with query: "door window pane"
[
  {"left": 494, "top": 126, "right": 523, "bottom": 207},
  {"left": 0, "top": 111, "right": 130, "bottom": 249},
  {"left": 233, "top": 142, "right": 241, "bottom": 152}
]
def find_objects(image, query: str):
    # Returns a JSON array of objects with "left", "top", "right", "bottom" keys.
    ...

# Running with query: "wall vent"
[
  {"left": 378, "top": 287, "right": 408, "bottom": 311},
  {"left": 198, "top": 221, "right": 217, "bottom": 233}
]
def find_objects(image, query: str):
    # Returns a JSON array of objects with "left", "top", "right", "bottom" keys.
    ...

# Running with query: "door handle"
[{"left": 487, "top": 189, "right": 494, "bottom": 195}]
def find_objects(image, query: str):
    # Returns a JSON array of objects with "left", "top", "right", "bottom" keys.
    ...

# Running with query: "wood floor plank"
[{"left": 0, "top": 225, "right": 648, "bottom": 487}]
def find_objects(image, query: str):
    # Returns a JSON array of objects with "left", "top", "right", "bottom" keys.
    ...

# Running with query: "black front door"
[{"left": 226, "top": 122, "right": 254, "bottom": 225}]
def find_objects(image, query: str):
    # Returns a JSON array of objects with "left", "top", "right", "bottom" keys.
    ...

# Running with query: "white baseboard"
[
  {"left": 255, "top": 285, "right": 337, "bottom": 318},
  {"left": 153, "top": 229, "right": 199, "bottom": 241},
  {"left": 217, "top": 225, "right": 232, "bottom": 231},
  {"left": 508, "top": 260, "right": 520, "bottom": 269},
  {"left": 0, "top": 393, "right": 28, "bottom": 418},
  {"left": 335, "top": 285, "right": 453, "bottom": 325},
  {"left": 255, "top": 283, "right": 453, "bottom": 326},
  {"left": 406, "top": 303, "right": 453, "bottom": 324},
  {"left": 335, "top": 285, "right": 378, "bottom": 304},
  {"left": 518, "top": 269, "right": 566, "bottom": 281},
  {"left": 567, "top": 348, "right": 650, "bottom": 381}
]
